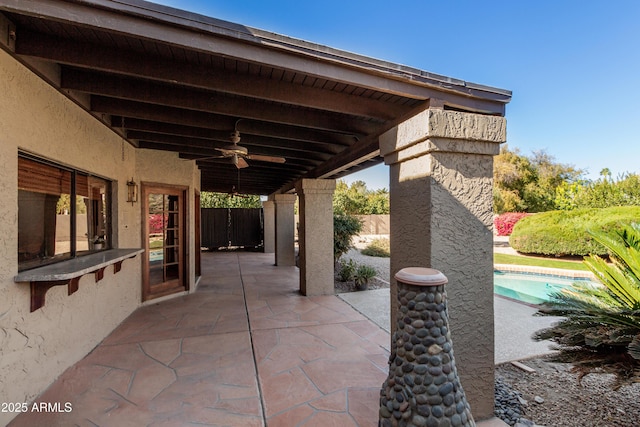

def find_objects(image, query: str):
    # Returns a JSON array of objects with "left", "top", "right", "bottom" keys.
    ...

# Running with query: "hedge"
[{"left": 509, "top": 206, "right": 640, "bottom": 257}]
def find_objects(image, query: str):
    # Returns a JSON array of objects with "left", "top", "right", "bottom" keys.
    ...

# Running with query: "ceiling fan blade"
[
  {"left": 246, "top": 154, "right": 286, "bottom": 163},
  {"left": 235, "top": 156, "right": 249, "bottom": 169},
  {"left": 190, "top": 154, "right": 226, "bottom": 161},
  {"left": 216, "top": 144, "right": 248, "bottom": 156}
]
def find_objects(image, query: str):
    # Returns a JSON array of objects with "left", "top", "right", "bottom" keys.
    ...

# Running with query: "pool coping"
[{"left": 494, "top": 264, "right": 596, "bottom": 280}]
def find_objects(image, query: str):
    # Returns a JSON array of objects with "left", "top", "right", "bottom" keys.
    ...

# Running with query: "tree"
[
  {"left": 534, "top": 223, "right": 640, "bottom": 388},
  {"left": 523, "top": 150, "right": 583, "bottom": 212},
  {"left": 493, "top": 145, "right": 584, "bottom": 213},
  {"left": 365, "top": 188, "right": 390, "bottom": 214},
  {"left": 333, "top": 213, "right": 363, "bottom": 263},
  {"left": 554, "top": 172, "right": 640, "bottom": 210},
  {"left": 493, "top": 145, "right": 535, "bottom": 212},
  {"left": 201, "top": 192, "right": 261, "bottom": 208},
  {"left": 333, "top": 179, "right": 389, "bottom": 215}
]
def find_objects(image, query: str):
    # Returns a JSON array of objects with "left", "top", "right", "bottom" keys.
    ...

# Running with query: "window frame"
[{"left": 17, "top": 152, "right": 113, "bottom": 272}]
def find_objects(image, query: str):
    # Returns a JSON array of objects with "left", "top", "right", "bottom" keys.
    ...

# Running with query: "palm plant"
[{"left": 534, "top": 223, "right": 640, "bottom": 388}]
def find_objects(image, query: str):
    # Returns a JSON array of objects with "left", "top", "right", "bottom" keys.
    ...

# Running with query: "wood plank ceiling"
[{"left": 0, "top": 0, "right": 511, "bottom": 195}]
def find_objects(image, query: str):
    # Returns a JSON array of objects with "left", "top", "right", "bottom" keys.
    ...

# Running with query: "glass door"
[{"left": 143, "top": 185, "right": 187, "bottom": 301}]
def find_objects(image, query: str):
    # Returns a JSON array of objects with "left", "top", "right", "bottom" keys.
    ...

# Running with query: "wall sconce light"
[{"left": 126, "top": 178, "right": 138, "bottom": 205}]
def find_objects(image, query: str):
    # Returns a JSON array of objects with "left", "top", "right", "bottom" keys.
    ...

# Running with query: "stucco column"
[
  {"left": 262, "top": 200, "right": 275, "bottom": 253},
  {"left": 295, "top": 179, "right": 336, "bottom": 296},
  {"left": 379, "top": 108, "right": 506, "bottom": 420},
  {"left": 274, "top": 193, "right": 297, "bottom": 266}
]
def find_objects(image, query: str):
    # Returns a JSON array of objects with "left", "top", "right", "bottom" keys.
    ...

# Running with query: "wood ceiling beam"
[
  {"left": 136, "top": 135, "right": 330, "bottom": 163},
  {"left": 126, "top": 128, "right": 343, "bottom": 155},
  {"left": 197, "top": 165, "right": 298, "bottom": 177},
  {"left": 16, "top": 30, "right": 406, "bottom": 121},
  {"left": 187, "top": 156, "right": 317, "bottom": 171},
  {"left": 112, "top": 117, "right": 355, "bottom": 147},
  {"left": 301, "top": 100, "right": 433, "bottom": 185},
  {"left": 199, "top": 177, "right": 282, "bottom": 193},
  {"left": 93, "top": 97, "right": 238, "bottom": 130},
  {"left": 62, "top": 68, "right": 377, "bottom": 135},
  {"left": 199, "top": 171, "right": 298, "bottom": 186},
  {"left": 200, "top": 172, "right": 299, "bottom": 184},
  {"left": 176, "top": 152, "right": 322, "bottom": 173}
]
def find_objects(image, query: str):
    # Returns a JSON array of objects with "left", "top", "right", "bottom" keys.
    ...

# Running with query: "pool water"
[{"left": 494, "top": 271, "right": 599, "bottom": 305}]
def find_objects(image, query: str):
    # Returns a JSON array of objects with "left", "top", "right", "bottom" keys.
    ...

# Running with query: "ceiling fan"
[{"left": 197, "top": 122, "right": 286, "bottom": 169}]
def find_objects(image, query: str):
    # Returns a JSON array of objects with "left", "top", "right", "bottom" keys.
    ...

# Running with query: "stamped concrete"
[{"left": 9, "top": 252, "right": 391, "bottom": 427}]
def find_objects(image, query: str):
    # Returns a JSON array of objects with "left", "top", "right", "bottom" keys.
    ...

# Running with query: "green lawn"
[{"left": 494, "top": 253, "right": 589, "bottom": 271}]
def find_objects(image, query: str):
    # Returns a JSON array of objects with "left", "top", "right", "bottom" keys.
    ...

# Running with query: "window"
[{"left": 18, "top": 154, "right": 112, "bottom": 271}]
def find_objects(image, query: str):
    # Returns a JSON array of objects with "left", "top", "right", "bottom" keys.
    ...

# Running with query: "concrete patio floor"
[
  {"left": 10, "top": 252, "right": 391, "bottom": 426},
  {"left": 10, "top": 251, "right": 505, "bottom": 426}
]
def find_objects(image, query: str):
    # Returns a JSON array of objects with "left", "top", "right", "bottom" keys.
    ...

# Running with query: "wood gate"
[{"left": 201, "top": 208, "right": 263, "bottom": 249}]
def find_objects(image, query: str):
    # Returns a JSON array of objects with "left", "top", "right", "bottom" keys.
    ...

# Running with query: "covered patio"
[{"left": 10, "top": 251, "right": 390, "bottom": 426}]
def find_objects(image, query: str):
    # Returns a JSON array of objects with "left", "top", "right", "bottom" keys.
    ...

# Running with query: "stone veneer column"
[
  {"left": 262, "top": 200, "right": 275, "bottom": 253},
  {"left": 295, "top": 179, "right": 336, "bottom": 296},
  {"left": 379, "top": 108, "right": 506, "bottom": 420},
  {"left": 380, "top": 267, "right": 475, "bottom": 427},
  {"left": 274, "top": 193, "right": 297, "bottom": 266}
]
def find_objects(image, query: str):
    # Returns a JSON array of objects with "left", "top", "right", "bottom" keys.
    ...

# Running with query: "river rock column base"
[{"left": 379, "top": 268, "right": 475, "bottom": 427}]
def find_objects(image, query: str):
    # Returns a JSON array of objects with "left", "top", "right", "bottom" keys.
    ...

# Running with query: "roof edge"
[{"left": 77, "top": 0, "right": 512, "bottom": 101}]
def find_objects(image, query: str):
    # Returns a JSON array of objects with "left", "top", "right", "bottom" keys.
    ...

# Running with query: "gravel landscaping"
[
  {"left": 495, "top": 357, "right": 640, "bottom": 427},
  {"left": 335, "top": 242, "right": 640, "bottom": 427}
]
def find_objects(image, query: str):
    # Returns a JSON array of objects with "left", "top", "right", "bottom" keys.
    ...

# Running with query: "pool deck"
[
  {"left": 494, "top": 263, "right": 595, "bottom": 279},
  {"left": 338, "top": 290, "right": 564, "bottom": 365},
  {"left": 339, "top": 236, "right": 574, "bottom": 365}
]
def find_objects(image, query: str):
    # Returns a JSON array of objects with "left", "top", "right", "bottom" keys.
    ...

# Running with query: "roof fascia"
[{"left": 1, "top": 0, "right": 511, "bottom": 110}]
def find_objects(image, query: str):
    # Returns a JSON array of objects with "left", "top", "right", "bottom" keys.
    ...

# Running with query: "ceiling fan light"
[{"left": 230, "top": 130, "right": 241, "bottom": 144}]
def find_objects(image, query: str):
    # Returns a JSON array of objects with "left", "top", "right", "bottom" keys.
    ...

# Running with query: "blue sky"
[{"left": 154, "top": 0, "right": 640, "bottom": 190}]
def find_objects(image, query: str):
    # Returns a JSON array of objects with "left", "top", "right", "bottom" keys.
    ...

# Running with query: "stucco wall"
[{"left": 0, "top": 49, "right": 199, "bottom": 425}]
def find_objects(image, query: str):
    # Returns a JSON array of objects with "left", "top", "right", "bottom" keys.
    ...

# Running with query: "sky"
[{"left": 154, "top": 0, "right": 640, "bottom": 190}]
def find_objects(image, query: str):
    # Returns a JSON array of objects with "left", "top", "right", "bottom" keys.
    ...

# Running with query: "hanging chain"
[{"left": 121, "top": 117, "right": 126, "bottom": 161}]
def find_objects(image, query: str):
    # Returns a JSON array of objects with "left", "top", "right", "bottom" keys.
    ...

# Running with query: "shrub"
[
  {"left": 354, "top": 264, "right": 377, "bottom": 290},
  {"left": 361, "top": 237, "right": 390, "bottom": 257},
  {"left": 510, "top": 206, "right": 640, "bottom": 257},
  {"left": 534, "top": 223, "right": 640, "bottom": 387},
  {"left": 494, "top": 212, "right": 531, "bottom": 236},
  {"left": 334, "top": 213, "right": 363, "bottom": 263},
  {"left": 338, "top": 259, "right": 356, "bottom": 282}
]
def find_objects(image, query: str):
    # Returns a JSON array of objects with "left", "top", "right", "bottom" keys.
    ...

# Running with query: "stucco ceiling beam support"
[{"left": 295, "top": 179, "right": 336, "bottom": 296}]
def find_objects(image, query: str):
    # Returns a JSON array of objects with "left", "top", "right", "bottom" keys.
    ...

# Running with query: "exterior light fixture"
[{"left": 126, "top": 178, "right": 138, "bottom": 204}]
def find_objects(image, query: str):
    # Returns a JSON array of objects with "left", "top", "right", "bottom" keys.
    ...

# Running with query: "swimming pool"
[{"left": 494, "top": 270, "right": 600, "bottom": 305}]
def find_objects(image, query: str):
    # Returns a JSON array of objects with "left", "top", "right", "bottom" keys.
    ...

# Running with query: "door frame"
[
  {"left": 194, "top": 190, "right": 201, "bottom": 278},
  {"left": 141, "top": 182, "right": 189, "bottom": 302}
]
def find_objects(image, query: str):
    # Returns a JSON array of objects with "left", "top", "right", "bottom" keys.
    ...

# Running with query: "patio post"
[
  {"left": 273, "top": 193, "right": 297, "bottom": 266},
  {"left": 295, "top": 178, "right": 336, "bottom": 295},
  {"left": 379, "top": 108, "right": 506, "bottom": 419},
  {"left": 262, "top": 200, "right": 275, "bottom": 253}
]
